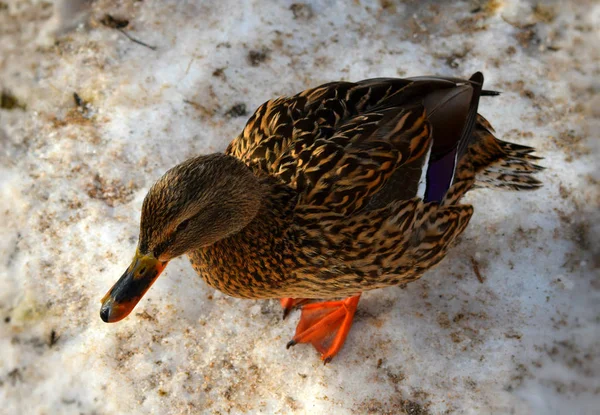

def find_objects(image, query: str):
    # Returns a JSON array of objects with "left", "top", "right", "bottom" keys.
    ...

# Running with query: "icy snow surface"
[{"left": 0, "top": 0, "right": 598, "bottom": 414}]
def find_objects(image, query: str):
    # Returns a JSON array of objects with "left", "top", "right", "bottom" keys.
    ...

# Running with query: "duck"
[{"left": 100, "top": 72, "right": 542, "bottom": 363}]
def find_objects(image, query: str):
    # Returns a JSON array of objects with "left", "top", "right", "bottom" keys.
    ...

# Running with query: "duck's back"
[{"left": 227, "top": 73, "right": 540, "bottom": 214}]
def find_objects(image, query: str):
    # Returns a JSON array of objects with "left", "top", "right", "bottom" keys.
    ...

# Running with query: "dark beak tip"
[
  {"left": 100, "top": 253, "right": 167, "bottom": 324},
  {"left": 100, "top": 306, "right": 111, "bottom": 323}
]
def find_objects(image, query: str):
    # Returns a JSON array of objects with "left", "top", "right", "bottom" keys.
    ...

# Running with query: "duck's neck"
[
  {"left": 217, "top": 174, "right": 296, "bottom": 243},
  {"left": 188, "top": 176, "right": 298, "bottom": 298}
]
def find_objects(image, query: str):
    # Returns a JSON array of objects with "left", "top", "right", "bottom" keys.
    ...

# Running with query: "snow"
[{"left": 0, "top": 0, "right": 598, "bottom": 414}]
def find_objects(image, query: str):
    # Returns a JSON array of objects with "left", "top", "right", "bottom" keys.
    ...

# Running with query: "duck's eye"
[{"left": 176, "top": 219, "right": 190, "bottom": 233}]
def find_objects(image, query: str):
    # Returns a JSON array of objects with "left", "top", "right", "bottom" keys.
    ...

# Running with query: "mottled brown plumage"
[{"left": 101, "top": 72, "right": 542, "bottom": 362}]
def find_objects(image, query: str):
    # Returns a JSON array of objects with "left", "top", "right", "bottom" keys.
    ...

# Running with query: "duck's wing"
[
  {"left": 287, "top": 105, "right": 431, "bottom": 215},
  {"left": 227, "top": 74, "right": 487, "bottom": 214},
  {"left": 225, "top": 79, "right": 414, "bottom": 176},
  {"left": 225, "top": 95, "right": 310, "bottom": 174}
]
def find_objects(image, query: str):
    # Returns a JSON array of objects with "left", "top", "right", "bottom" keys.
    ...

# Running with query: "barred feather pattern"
[
  {"left": 190, "top": 186, "right": 473, "bottom": 299},
  {"left": 186, "top": 78, "right": 544, "bottom": 300},
  {"left": 226, "top": 81, "right": 433, "bottom": 216},
  {"left": 282, "top": 197, "right": 474, "bottom": 298},
  {"left": 459, "top": 115, "right": 543, "bottom": 190}
]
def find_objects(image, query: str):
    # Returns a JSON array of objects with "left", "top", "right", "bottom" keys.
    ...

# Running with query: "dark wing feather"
[
  {"left": 226, "top": 79, "right": 419, "bottom": 174},
  {"left": 408, "top": 72, "right": 485, "bottom": 202},
  {"left": 293, "top": 106, "right": 431, "bottom": 215},
  {"left": 227, "top": 74, "right": 488, "bottom": 212}
]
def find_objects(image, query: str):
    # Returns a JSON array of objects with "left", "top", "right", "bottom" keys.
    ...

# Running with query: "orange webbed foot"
[{"left": 286, "top": 294, "right": 361, "bottom": 364}]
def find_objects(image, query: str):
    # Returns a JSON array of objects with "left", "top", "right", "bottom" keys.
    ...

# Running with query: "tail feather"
[
  {"left": 481, "top": 89, "right": 501, "bottom": 96},
  {"left": 497, "top": 140, "right": 538, "bottom": 156},
  {"left": 447, "top": 109, "right": 544, "bottom": 196},
  {"left": 483, "top": 158, "right": 544, "bottom": 175},
  {"left": 468, "top": 128, "right": 543, "bottom": 191}
]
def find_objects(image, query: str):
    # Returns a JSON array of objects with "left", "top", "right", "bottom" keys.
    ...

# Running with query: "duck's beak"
[{"left": 100, "top": 249, "right": 168, "bottom": 323}]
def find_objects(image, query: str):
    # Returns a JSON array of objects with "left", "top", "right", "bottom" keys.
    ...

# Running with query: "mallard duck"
[{"left": 100, "top": 72, "right": 542, "bottom": 363}]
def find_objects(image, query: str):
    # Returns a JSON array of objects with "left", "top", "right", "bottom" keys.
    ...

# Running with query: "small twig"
[
  {"left": 117, "top": 28, "right": 157, "bottom": 51},
  {"left": 100, "top": 14, "right": 156, "bottom": 51},
  {"left": 470, "top": 256, "right": 484, "bottom": 284}
]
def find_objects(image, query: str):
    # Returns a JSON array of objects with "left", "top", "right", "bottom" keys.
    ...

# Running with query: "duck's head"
[{"left": 100, "top": 153, "right": 262, "bottom": 323}]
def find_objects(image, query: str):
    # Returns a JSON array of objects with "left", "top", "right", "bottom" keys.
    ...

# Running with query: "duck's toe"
[
  {"left": 279, "top": 298, "right": 311, "bottom": 320},
  {"left": 285, "top": 294, "right": 361, "bottom": 363}
]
